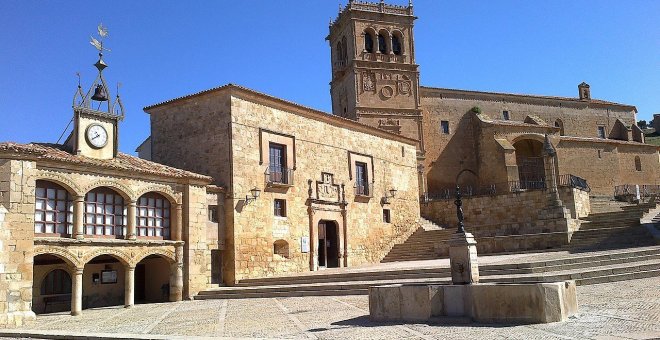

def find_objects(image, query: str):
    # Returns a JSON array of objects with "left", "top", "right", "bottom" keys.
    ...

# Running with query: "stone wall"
[
  {"left": 229, "top": 93, "right": 420, "bottom": 282},
  {"left": 182, "top": 184, "right": 215, "bottom": 298},
  {"left": 0, "top": 159, "right": 36, "bottom": 327}
]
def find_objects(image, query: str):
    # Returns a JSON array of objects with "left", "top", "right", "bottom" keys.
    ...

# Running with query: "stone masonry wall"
[
  {"left": 0, "top": 159, "right": 36, "bottom": 327},
  {"left": 229, "top": 94, "right": 420, "bottom": 282},
  {"left": 182, "top": 184, "right": 214, "bottom": 298}
]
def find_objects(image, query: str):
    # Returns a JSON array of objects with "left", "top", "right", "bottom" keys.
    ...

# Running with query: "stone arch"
[
  {"left": 511, "top": 133, "right": 546, "bottom": 145},
  {"left": 377, "top": 29, "right": 390, "bottom": 54},
  {"left": 130, "top": 249, "right": 176, "bottom": 267},
  {"left": 273, "top": 239, "right": 290, "bottom": 259},
  {"left": 134, "top": 185, "right": 180, "bottom": 205},
  {"left": 82, "top": 180, "right": 135, "bottom": 201},
  {"left": 391, "top": 29, "right": 404, "bottom": 55},
  {"left": 34, "top": 171, "right": 82, "bottom": 197},
  {"left": 456, "top": 169, "right": 479, "bottom": 189},
  {"left": 33, "top": 245, "right": 81, "bottom": 268},
  {"left": 35, "top": 266, "right": 72, "bottom": 295},
  {"left": 554, "top": 119, "right": 565, "bottom": 136},
  {"left": 363, "top": 28, "right": 376, "bottom": 53},
  {"left": 81, "top": 248, "right": 131, "bottom": 267}
]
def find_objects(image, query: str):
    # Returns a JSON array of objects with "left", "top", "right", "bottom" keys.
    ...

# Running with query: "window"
[
  {"left": 273, "top": 240, "right": 290, "bottom": 258},
  {"left": 35, "top": 181, "right": 72, "bottom": 236},
  {"left": 208, "top": 205, "right": 218, "bottom": 223},
  {"left": 274, "top": 199, "right": 286, "bottom": 217},
  {"left": 383, "top": 209, "right": 391, "bottom": 223},
  {"left": 503, "top": 111, "right": 510, "bottom": 120},
  {"left": 598, "top": 126, "right": 606, "bottom": 139},
  {"left": 269, "top": 142, "right": 288, "bottom": 184},
  {"left": 392, "top": 35, "right": 401, "bottom": 55},
  {"left": 84, "top": 187, "right": 125, "bottom": 237},
  {"left": 378, "top": 33, "right": 387, "bottom": 54},
  {"left": 41, "top": 269, "right": 71, "bottom": 296},
  {"left": 355, "top": 162, "right": 369, "bottom": 196},
  {"left": 441, "top": 121, "right": 450, "bottom": 134},
  {"left": 635, "top": 156, "right": 642, "bottom": 171},
  {"left": 136, "top": 193, "right": 171, "bottom": 239},
  {"left": 336, "top": 42, "right": 343, "bottom": 66},
  {"left": 364, "top": 32, "right": 374, "bottom": 53},
  {"left": 555, "top": 119, "right": 565, "bottom": 136}
]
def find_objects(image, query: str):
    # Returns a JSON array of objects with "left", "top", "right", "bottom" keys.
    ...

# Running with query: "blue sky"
[{"left": 1, "top": 1, "right": 658, "bottom": 154}]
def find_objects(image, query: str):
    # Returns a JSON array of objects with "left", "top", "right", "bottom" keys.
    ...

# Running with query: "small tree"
[
  {"left": 470, "top": 106, "right": 482, "bottom": 114},
  {"left": 637, "top": 120, "right": 647, "bottom": 129}
]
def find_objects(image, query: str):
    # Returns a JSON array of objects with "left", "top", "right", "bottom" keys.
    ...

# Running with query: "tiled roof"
[
  {"left": 0, "top": 142, "right": 212, "bottom": 182},
  {"left": 420, "top": 86, "right": 637, "bottom": 110}
]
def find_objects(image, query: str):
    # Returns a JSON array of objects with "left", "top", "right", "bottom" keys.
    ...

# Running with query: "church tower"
[{"left": 328, "top": 0, "right": 424, "bottom": 154}]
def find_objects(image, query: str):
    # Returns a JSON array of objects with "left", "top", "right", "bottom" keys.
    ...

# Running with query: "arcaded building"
[{"left": 0, "top": 43, "right": 214, "bottom": 326}]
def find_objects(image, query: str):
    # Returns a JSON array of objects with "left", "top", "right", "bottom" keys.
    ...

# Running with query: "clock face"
[{"left": 86, "top": 124, "right": 108, "bottom": 149}]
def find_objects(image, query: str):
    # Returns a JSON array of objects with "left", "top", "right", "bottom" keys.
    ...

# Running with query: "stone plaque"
[
  {"left": 316, "top": 172, "right": 340, "bottom": 202},
  {"left": 301, "top": 236, "right": 310, "bottom": 253}
]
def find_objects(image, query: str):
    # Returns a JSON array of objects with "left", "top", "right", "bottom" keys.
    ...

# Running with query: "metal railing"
[
  {"left": 614, "top": 184, "right": 660, "bottom": 199},
  {"left": 424, "top": 174, "right": 590, "bottom": 201},
  {"left": 558, "top": 174, "right": 590, "bottom": 192},
  {"left": 355, "top": 182, "right": 373, "bottom": 197},
  {"left": 265, "top": 166, "right": 294, "bottom": 186}
]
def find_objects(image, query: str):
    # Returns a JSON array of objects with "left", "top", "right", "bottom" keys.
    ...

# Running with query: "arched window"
[
  {"left": 35, "top": 181, "right": 72, "bottom": 236},
  {"left": 378, "top": 33, "right": 387, "bottom": 54},
  {"left": 336, "top": 42, "right": 343, "bottom": 66},
  {"left": 84, "top": 187, "right": 126, "bottom": 237},
  {"left": 136, "top": 193, "right": 171, "bottom": 239},
  {"left": 635, "top": 156, "right": 642, "bottom": 171},
  {"left": 392, "top": 34, "right": 402, "bottom": 55},
  {"left": 41, "top": 269, "right": 72, "bottom": 295},
  {"left": 364, "top": 32, "right": 374, "bottom": 53},
  {"left": 555, "top": 119, "right": 565, "bottom": 136},
  {"left": 341, "top": 36, "right": 348, "bottom": 62}
]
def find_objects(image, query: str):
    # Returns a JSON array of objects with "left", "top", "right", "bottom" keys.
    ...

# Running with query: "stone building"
[
  {"left": 0, "top": 43, "right": 214, "bottom": 326},
  {"left": 142, "top": 85, "right": 421, "bottom": 284},
  {"left": 327, "top": 1, "right": 659, "bottom": 196}
]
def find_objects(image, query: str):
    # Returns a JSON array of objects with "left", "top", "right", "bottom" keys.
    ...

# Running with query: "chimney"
[{"left": 578, "top": 82, "right": 591, "bottom": 101}]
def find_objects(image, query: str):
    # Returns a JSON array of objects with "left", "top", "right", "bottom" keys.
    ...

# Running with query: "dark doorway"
[
  {"left": 318, "top": 221, "right": 339, "bottom": 268},
  {"left": 513, "top": 139, "right": 545, "bottom": 189},
  {"left": 135, "top": 264, "right": 146, "bottom": 303},
  {"left": 211, "top": 249, "right": 222, "bottom": 285}
]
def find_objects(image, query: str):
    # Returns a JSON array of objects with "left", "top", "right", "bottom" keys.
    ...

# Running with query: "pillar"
[
  {"left": 73, "top": 195, "right": 84, "bottom": 240},
  {"left": 174, "top": 203, "right": 183, "bottom": 241},
  {"left": 170, "top": 245, "right": 184, "bottom": 302},
  {"left": 341, "top": 205, "right": 349, "bottom": 268},
  {"left": 71, "top": 267, "right": 84, "bottom": 316},
  {"left": 308, "top": 207, "right": 317, "bottom": 271},
  {"left": 124, "top": 265, "right": 135, "bottom": 307},
  {"left": 126, "top": 200, "right": 137, "bottom": 240}
]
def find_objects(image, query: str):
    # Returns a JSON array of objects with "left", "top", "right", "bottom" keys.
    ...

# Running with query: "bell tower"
[
  {"left": 65, "top": 24, "right": 125, "bottom": 160},
  {"left": 328, "top": 0, "right": 424, "bottom": 154}
]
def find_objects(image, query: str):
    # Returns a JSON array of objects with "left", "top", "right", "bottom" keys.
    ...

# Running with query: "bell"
[{"left": 91, "top": 84, "right": 109, "bottom": 102}]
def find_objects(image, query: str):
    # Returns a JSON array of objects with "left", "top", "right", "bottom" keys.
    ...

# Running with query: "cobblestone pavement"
[{"left": 2, "top": 277, "right": 659, "bottom": 340}]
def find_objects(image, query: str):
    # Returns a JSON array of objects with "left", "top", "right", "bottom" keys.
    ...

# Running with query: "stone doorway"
[
  {"left": 135, "top": 255, "right": 171, "bottom": 304},
  {"left": 513, "top": 139, "right": 545, "bottom": 189},
  {"left": 318, "top": 220, "right": 340, "bottom": 269},
  {"left": 33, "top": 254, "right": 73, "bottom": 314}
]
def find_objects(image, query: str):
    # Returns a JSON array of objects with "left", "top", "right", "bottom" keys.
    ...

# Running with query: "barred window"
[
  {"left": 35, "top": 181, "right": 72, "bottom": 236},
  {"left": 137, "top": 193, "right": 171, "bottom": 239},
  {"left": 84, "top": 187, "right": 126, "bottom": 237},
  {"left": 274, "top": 199, "right": 286, "bottom": 217}
]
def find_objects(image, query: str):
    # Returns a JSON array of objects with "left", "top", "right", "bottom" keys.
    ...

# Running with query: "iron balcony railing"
[
  {"left": 265, "top": 166, "right": 294, "bottom": 186},
  {"left": 355, "top": 182, "right": 373, "bottom": 197},
  {"left": 424, "top": 174, "right": 590, "bottom": 201}
]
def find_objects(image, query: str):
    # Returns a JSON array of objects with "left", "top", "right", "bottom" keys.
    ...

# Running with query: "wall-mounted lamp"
[
  {"left": 382, "top": 188, "right": 398, "bottom": 204},
  {"left": 245, "top": 187, "right": 261, "bottom": 205}
]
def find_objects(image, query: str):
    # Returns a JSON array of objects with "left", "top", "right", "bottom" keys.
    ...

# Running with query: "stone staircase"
[
  {"left": 380, "top": 218, "right": 453, "bottom": 263},
  {"left": 194, "top": 246, "right": 660, "bottom": 300}
]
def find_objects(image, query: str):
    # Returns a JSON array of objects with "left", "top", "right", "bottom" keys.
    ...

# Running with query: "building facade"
[{"left": 143, "top": 85, "right": 421, "bottom": 284}]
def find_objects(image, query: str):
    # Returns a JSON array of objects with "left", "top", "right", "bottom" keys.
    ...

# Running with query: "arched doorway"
[
  {"left": 83, "top": 255, "right": 126, "bottom": 309},
  {"left": 134, "top": 255, "right": 172, "bottom": 304},
  {"left": 318, "top": 221, "right": 339, "bottom": 269},
  {"left": 513, "top": 139, "right": 545, "bottom": 189},
  {"left": 33, "top": 254, "right": 73, "bottom": 314}
]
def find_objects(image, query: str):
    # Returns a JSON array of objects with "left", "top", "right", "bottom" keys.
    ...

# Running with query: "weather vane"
[{"left": 90, "top": 23, "right": 110, "bottom": 53}]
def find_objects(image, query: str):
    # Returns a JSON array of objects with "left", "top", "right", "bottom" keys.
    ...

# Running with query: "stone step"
[{"left": 195, "top": 258, "right": 660, "bottom": 300}]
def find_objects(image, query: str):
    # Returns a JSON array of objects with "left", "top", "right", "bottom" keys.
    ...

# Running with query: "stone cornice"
[
  {"left": 34, "top": 237, "right": 184, "bottom": 247},
  {"left": 421, "top": 86, "right": 637, "bottom": 112},
  {"left": 559, "top": 136, "right": 660, "bottom": 150}
]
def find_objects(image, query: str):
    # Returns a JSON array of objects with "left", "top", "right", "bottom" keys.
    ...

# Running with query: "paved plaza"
[{"left": 1, "top": 277, "right": 659, "bottom": 340}]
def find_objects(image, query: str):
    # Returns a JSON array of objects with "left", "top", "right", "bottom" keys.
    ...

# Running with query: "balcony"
[
  {"left": 265, "top": 166, "right": 294, "bottom": 188},
  {"left": 354, "top": 182, "right": 373, "bottom": 198}
]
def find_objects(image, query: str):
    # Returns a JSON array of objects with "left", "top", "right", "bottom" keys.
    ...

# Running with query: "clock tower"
[
  {"left": 328, "top": 0, "right": 424, "bottom": 155},
  {"left": 65, "top": 24, "right": 124, "bottom": 160}
]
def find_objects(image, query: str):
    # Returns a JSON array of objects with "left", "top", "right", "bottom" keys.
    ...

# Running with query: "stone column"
[
  {"left": 124, "top": 265, "right": 135, "bottom": 307},
  {"left": 170, "top": 245, "right": 184, "bottom": 302},
  {"left": 73, "top": 195, "right": 84, "bottom": 240},
  {"left": 341, "top": 205, "right": 349, "bottom": 268},
  {"left": 71, "top": 267, "right": 84, "bottom": 316},
  {"left": 126, "top": 200, "right": 137, "bottom": 240},
  {"left": 308, "top": 207, "right": 317, "bottom": 271},
  {"left": 543, "top": 134, "right": 562, "bottom": 206},
  {"left": 174, "top": 203, "right": 183, "bottom": 241}
]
